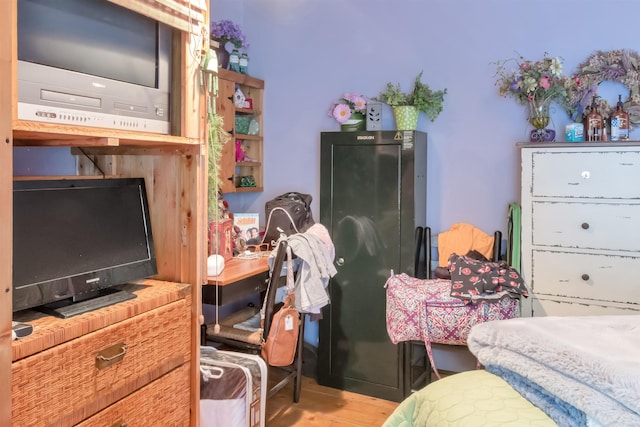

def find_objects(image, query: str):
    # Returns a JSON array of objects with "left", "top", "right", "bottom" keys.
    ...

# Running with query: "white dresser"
[{"left": 520, "top": 142, "right": 640, "bottom": 317}]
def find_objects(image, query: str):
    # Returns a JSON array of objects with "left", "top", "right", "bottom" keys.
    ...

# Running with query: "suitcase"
[{"left": 200, "top": 347, "right": 267, "bottom": 427}]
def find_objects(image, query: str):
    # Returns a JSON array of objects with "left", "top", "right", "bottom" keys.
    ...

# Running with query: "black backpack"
[{"left": 261, "top": 192, "right": 315, "bottom": 246}]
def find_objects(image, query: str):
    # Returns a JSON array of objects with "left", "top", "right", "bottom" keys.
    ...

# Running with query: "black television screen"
[
  {"left": 18, "top": 0, "right": 159, "bottom": 88},
  {"left": 13, "top": 178, "right": 157, "bottom": 315},
  {"left": 16, "top": 0, "right": 172, "bottom": 134}
]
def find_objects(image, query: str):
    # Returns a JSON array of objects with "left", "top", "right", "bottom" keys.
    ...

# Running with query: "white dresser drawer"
[
  {"left": 531, "top": 249, "right": 640, "bottom": 304},
  {"left": 531, "top": 201, "right": 640, "bottom": 252},
  {"left": 531, "top": 297, "right": 640, "bottom": 317},
  {"left": 530, "top": 150, "right": 640, "bottom": 199}
]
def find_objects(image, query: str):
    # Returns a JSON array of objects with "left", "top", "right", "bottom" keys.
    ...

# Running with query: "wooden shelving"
[
  {"left": 2, "top": 1, "right": 208, "bottom": 425},
  {"left": 216, "top": 68, "right": 265, "bottom": 193}
]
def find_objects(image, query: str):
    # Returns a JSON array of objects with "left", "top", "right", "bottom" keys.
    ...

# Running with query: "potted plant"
[
  {"left": 375, "top": 71, "right": 447, "bottom": 130},
  {"left": 210, "top": 19, "right": 249, "bottom": 70},
  {"left": 328, "top": 93, "right": 368, "bottom": 131}
]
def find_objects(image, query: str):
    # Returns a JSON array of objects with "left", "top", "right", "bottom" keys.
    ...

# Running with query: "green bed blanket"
[{"left": 382, "top": 370, "right": 556, "bottom": 427}]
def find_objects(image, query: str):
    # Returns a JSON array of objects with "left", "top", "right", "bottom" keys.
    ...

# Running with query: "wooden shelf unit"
[
  {"left": 216, "top": 68, "right": 265, "bottom": 193},
  {"left": 1, "top": 1, "right": 209, "bottom": 425}
]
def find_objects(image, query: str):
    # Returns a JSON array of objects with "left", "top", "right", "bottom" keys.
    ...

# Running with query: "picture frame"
[{"left": 233, "top": 213, "right": 261, "bottom": 245}]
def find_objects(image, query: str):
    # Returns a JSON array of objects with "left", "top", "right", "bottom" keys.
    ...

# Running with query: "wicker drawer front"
[
  {"left": 12, "top": 299, "right": 190, "bottom": 427},
  {"left": 76, "top": 364, "right": 190, "bottom": 427},
  {"left": 531, "top": 201, "right": 640, "bottom": 252},
  {"left": 531, "top": 250, "right": 640, "bottom": 304},
  {"left": 530, "top": 150, "right": 640, "bottom": 199}
]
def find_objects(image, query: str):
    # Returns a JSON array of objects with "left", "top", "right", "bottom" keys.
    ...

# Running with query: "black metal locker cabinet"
[{"left": 318, "top": 130, "right": 427, "bottom": 402}]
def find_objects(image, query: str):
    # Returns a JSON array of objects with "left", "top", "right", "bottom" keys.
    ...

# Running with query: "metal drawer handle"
[
  {"left": 581, "top": 274, "right": 590, "bottom": 281},
  {"left": 581, "top": 222, "right": 590, "bottom": 230},
  {"left": 96, "top": 342, "right": 127, "bottom": 370}
]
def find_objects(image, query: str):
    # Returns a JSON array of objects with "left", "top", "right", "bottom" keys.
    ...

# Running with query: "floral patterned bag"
[{"left": 385, "top": 272, "right": 519, "bottom": 378}]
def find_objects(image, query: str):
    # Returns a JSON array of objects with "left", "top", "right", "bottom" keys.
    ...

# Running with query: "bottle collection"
[
  {"left": 228, "top": 49, "right": 249, "bottom": 75},
  {"left": 579, "top": 94, "right": 630, "bottom": 142}
]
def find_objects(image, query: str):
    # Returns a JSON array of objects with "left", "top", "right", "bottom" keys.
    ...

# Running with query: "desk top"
[{"left": 207, "top": 256, "right": 269, "bottom": 286}]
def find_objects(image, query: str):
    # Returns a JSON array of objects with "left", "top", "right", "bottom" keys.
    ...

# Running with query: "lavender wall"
[{"left": 212, "top": 0, "right": 640, "bottom": 237}]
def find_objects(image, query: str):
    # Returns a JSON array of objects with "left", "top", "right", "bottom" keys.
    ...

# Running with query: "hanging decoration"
[{"left": 565, "top": 49, "right": 640, "bottom": 124}]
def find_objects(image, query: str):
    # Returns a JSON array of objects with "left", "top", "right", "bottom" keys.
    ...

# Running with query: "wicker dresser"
[
  {"left": 11, "top": 280, "right": 192, "bottom": 426},
  {"left": 520, "top": 142, "right": 640, "bottom": 316}
]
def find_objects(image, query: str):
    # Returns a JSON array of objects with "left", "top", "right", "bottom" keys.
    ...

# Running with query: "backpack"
[{"left": 261, "top": 192, "right": 315, "bottom": 247}]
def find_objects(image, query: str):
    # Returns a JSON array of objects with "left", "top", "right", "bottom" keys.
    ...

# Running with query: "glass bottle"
[
  {"left": 229, "top": 49, "right": 240, "bottom": 72},
  {"left": 610, "top": 94, "right": 630, "bottom": 141},
  {"left": 583, "top": 98, "right": 603, "bottom": 141},
  {"left": 239, "top": 52, "right": 249, "bottom": 75}
]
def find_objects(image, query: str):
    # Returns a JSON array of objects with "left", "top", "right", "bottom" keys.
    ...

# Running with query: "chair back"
[
  {"left": 417, "top": 226, "right": 502, "bottom": 279},
  {"left": 261, "top": 239, "right": 289, "bottom": 341}
]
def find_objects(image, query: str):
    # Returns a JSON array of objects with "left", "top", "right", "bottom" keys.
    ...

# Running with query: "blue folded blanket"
[
  {"left": 233, "top": 313, "right": 261, "bottom": 331},
  {"left": 486, "top": 365, "right": 586, "bottom": 427},
  {"left": 468, "top": 315, "right": 640, "bottom": 427}
]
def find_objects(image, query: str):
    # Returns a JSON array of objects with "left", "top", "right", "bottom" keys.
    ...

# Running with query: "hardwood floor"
[{"left": 266, "top": 376, "right": 399, "bottom": 427}]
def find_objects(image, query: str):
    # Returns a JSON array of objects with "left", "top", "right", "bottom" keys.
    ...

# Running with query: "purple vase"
[
  {"left": 529, "top": 128, "right": 556, "bottom": 142},
  {"left": 212, "top": 38, "right": 230, "bottom": 69}
]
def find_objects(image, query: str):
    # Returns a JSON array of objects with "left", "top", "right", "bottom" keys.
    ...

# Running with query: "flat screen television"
[
  {"left": 13, "top": 177, "right": 158, "bottom": 317},
  {"left": 17, "top": 0, "right": 172, "bottom": 134}
]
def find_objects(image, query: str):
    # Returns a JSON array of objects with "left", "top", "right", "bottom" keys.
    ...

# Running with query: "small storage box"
[
  {"left": 235, "top": 115, "right": 252, "bottom": 134},
  {"left": 208, "top": 219, "right": 233, "bottom": 260}
]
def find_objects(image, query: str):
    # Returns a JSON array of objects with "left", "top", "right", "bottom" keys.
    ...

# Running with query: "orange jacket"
[{"left": 437, "top": 223, "right": 494, "bottom": 267}]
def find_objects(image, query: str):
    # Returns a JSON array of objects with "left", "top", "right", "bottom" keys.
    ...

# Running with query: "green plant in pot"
[{"left": 375, "top": 71, "right": 447, "bottom": 130}]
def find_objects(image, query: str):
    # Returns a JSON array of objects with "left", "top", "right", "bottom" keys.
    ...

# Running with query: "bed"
[{"left": 382, "top": 314, "right": 640, "bottom": 427}]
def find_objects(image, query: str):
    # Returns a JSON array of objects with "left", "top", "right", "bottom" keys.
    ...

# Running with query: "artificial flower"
[
  {"left": 211, "top": 20, "right": 249, "bottom": 49},
  {"left": 564, "top": 49, "right": 640, "bottom": 122},
  {"left": 328, "top": 93, "right": 368, "bottom": 124},
  {"left": 494, "top": 52, "right": 576, "bottom": 110}
]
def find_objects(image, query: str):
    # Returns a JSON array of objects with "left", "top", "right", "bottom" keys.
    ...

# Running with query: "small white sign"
[{"left": 284, "top": 314, "right": 294, "bottom": 331}]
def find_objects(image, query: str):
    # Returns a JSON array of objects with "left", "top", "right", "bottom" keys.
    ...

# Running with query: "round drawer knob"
[
  {"left": 581, "top": 170, "right": 591, "bottom": 179},
  {"left": 581, "top": 222, "right": 590, "bottom": 230},
  {"left": 336, "top": 257, "right": 345, "bottom": 266},
  {"left": 582, "top": 274, "right": 590, "bottom": 281}
]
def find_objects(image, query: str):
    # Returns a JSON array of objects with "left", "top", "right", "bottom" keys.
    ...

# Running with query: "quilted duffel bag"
[{"left": 385, "top": 272, "right": 519, "bottom": 377}]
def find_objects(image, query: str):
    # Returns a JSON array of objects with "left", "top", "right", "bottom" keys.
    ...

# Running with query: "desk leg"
[{"left": 201, "top": 324, "right": 207, "bottom": 346}]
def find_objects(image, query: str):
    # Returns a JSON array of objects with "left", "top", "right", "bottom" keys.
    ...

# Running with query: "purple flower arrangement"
[
  {"left": 494, "top": 52, "right": 575, "bottom": 111},
  {"left": 211, "top": 20, "right": 249, "bottom": 49}
]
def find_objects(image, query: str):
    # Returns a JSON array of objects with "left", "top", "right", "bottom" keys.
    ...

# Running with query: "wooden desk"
[{"left": 203, "top": 256, "right": 270, "bottom": 306}]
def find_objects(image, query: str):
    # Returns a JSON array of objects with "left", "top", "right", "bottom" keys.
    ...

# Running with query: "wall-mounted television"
[
  {"left": 13, "top": 178, "right": 157, "bottom": 317},
  {"left": 17, "top": 0, "right": 172, "bottom": 134}
]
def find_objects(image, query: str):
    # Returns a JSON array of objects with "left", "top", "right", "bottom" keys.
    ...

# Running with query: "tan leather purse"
[{"left": 261, "top": 292, "right": 300, "bottom": 366}]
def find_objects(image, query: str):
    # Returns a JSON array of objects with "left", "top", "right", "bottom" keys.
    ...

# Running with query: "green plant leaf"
[{"left": 374, "top": 71, "right": 446, "bottom": 122}]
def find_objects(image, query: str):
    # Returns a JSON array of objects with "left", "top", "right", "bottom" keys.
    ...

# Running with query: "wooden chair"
[
  {"left": 415, "top": 225, "right": 502, "bottom": 279},
  {"left": 204, "top": 240, "right": 305, "bottom": 402}
]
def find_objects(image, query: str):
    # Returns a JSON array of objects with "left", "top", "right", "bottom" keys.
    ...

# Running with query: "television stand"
[{"left": 39, "top": 288, "right": 137, "bottom": 319}]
